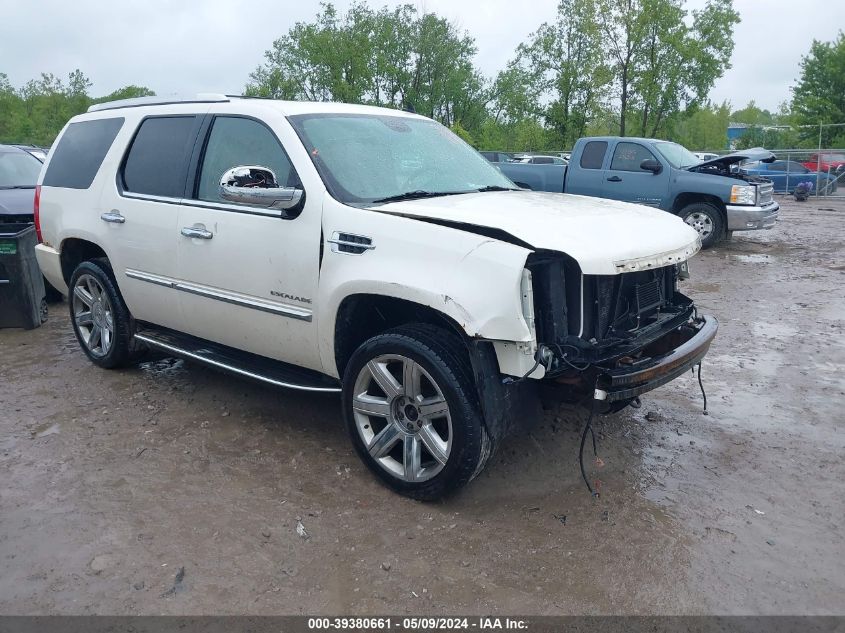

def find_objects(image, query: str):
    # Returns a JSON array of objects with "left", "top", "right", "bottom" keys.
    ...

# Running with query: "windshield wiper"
[
  {"left": 476, "top": 185, "right": 519, "bottom": 192},
  {"left": 0, "top": 185, "right": 35, "bottom": 190},
  {"left": 372, "top": 190, "right": 465, "bottom": 204}
]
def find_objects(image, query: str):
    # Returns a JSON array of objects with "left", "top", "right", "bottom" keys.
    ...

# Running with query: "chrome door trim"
[
  {"left": 125, "top": 269, "right": 176, "bottom": 288},
  {"left": 124, "top": 268, "right": 312, "bottom": 322},
  {"left": 133, "top": 333, "right": 339, "bottom": 393}
]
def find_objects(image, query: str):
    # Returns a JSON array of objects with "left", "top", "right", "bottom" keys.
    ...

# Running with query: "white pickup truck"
[{"left": 35, "top": 95, "right": 717, "bottom": 499}]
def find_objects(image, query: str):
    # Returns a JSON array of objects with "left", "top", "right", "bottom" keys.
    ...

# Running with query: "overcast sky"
[{"left": 3, "top": 0, "right": 843, "bottom": 112}]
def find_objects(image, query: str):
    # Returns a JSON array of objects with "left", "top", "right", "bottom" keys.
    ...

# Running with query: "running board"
[{"left": 134, "top": 325, "right": 341, "bottom": 393}]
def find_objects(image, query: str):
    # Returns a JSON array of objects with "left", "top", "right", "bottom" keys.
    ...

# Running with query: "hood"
[
  {"left": 690, "top": 147, "right": 775, "bottom": 170},
  {"left": 0, "top": 187, "right": 36, "bottom": 217},
  {"left": 372, "top": 191, "right": 700, "bottom": 275}
]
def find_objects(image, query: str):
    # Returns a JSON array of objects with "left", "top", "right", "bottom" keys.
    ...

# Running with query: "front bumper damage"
[{"left": 594, "top": 315, "right": 718, "bottom": 402}]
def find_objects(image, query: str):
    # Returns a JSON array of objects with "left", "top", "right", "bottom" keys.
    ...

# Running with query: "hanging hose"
[
  {"left": 697, "top": 362, "right": 708, "bottom": 414},
  {"left": 578, "top": 391, "right": 600, "bottom": 498}
]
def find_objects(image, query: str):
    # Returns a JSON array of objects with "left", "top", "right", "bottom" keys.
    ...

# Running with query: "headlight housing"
[{"left": 730, "top": 184, "right": 757, "bottom": 205}]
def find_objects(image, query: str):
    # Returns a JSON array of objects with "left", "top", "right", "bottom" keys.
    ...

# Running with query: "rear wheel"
[
  {"left": 681, "top": 202, "right": 724, "bottom": 249},
  {"left": 68, "top": 259, "right": 136, "bottom": 369},
  {"left": 342, "top": 324, "right": 490, "bottom": 500}
]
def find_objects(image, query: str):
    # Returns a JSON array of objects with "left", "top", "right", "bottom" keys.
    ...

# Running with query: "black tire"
[
  {"left": 342, "top": 323, "right": 490, "bottom": 501},
  {"left": 68, "top": 258, "right": 137, "bottom": 369},
  {"left": 680, "top": 202, "right": 724, "bottom": 249}
]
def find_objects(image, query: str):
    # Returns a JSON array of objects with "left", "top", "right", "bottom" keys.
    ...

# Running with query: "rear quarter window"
[
  {"left": 580, "top": 141, "right": 607, "bottom": 170},
  {"left": 42, "top": 118, "right": 124, "bottom": 189}
]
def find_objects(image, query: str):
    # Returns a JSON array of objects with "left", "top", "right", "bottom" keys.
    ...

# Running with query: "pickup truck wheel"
[
  {"left": 681, "top": 202, "right": 723, "bottom": 248},
  {"left": 342, "top": 325, "right": 489, "bottom": 500},
  {"left": 68, "top": 259, "right": 135, "bottom": 369}
]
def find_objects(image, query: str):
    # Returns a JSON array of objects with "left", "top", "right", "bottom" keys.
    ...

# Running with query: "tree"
[
  {"left": 792, "top": 31, "right": 845, "bottom": 144},
  {"left": 506, "top": 0, "right": 609, "bottom": 147},
  {"left": 731, "top": 101, "right": 775, "bottom": 126},
  {"left": 667, "top": 102, "right": 731, "bottom": 150},
  {"left": 0, "top": 71, "right": 155, "bottom": 145},
  {"left": 597, "top": 0, "right": 737, "bottom": 137},
  {"left": 246, "top": 2, "right": 487, "bottom": 129}
]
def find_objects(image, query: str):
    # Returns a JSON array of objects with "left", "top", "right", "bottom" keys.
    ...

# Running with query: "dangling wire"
[
  {"left": 578, "top": 391, "right": 600, "bottom": 498},
  {"left": 697, "top": 362, "right": 708, "bottom": 414}
]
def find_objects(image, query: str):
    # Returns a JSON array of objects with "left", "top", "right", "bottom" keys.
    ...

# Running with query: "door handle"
[
  {"left": 607, "top": 176, "right": 622, "bottom": 182},
  {"left": 181, "top": 226, "right": 213, "bottom": 240},
  {"left": 100, "top": 211, "right": 125, "bottom": 223}
]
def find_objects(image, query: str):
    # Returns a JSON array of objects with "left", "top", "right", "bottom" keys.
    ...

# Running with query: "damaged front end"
[{"left": 526, "top": 251, "right": 717, "bottom": 410}]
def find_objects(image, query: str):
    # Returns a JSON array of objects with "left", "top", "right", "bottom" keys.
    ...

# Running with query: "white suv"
[{"left": 35, "top": 94, "right": 717, "bottom": 499}]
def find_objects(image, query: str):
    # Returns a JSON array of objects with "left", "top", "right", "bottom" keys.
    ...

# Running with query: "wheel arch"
[
  {"left": 333, "top": 293, "right": 471, "bottom": 379},
  {"left": 60, "top": 237, "right": 109, "bottom": 285},
  {"left": 672, "top": 192, "right": 727, "bottom": 222}
]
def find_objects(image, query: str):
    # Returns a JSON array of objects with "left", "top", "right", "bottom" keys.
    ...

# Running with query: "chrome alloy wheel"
[
  {"left": 72, "top": 273, "right": 114, "bottom": 357},
  {"left": 352, "top": 354, "right": 452, "bottom": 482},
  {"left": 684, "top": 211, "right": 714, "bottom": 239}
]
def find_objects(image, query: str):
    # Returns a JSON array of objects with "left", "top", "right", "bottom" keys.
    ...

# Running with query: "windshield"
[
  {"left": 288, "top": 113, "right": 515, "bottom": 204},
  {"left": 821, "top": 153, "right": 845, "bottom": 162},
  {"left": 654, "top": 142, "right": 700, "bottom": 169},
  {"left": 0, "top": 150, "right": 42, "bottom": 188}
]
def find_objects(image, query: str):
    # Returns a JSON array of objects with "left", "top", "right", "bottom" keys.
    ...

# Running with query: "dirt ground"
[{"left": 1, "top": 197, "right": 843, "bottom": 616}]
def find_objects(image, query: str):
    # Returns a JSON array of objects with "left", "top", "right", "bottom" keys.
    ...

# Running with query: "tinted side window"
[
  {"left": 43, "top": 118, "right": 124, "bottom": 189},
  {"left": 196, "top": 117, "right": 298, "bottom": 203},
  {"left": 610, "top": 142, "right": 657, "bottom": 172},
  {"left": 580, "top": 141, "right": 607, "bottom": 170},
  {"left": 122, "top": 116, "right": 197, "bottom": 197}
]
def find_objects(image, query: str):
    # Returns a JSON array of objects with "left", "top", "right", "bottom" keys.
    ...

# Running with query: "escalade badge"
[{"left": 271, "top": 291, "right": 312, "bottom": 304}]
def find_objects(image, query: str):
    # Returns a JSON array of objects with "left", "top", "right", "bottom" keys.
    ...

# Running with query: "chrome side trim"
[
  {"left": 181, "top": 198, "right": 283, "bottom": 217},
  {"left": 125, "top": 269, "right": 175, "bottom": 288},
  {"left": 133, "top": 333, "right": 340, "bottom": 393},
  {"left": 177, "top": 282, "right": 312, "bottom": 321},
  {"left": 124, "top": 269, "right": 312, "bottom": 321}
]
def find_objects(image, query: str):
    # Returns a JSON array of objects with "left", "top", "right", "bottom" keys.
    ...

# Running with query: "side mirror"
[
  {"left": 219, "top": 165, "right": 303, "bottom": 210},
  {"left": 640, "top": 159, "right": 663, "bottom": 174}
]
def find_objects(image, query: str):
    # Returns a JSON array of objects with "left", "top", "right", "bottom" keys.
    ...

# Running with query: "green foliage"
[
  {"left": 730, "top": 100, "right": 776, "bottom": 126},
  {"left": 247, "top": 2, "right": 487, "bottom": 129},
  {"left": 667, "top": 102, "right": 731, "bottom": 150},
  {"left": 792, "top": 31, "right": 845, "bottom": 145},
  {"left": 598, "top": 0, "right": 739, "bottom": 137},
  {"left": 0, "top": 70, "right": 155, "bottom": 146},
  {"left": 733, "top": 126, "right": 801, "bottom": 150},
  {"left": 502, "top": 0, "right": 609, "bottom": 147}
]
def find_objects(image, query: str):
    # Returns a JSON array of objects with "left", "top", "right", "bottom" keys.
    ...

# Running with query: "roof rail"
[{"left": 87, "top": 93, "right": 230, "bottom": 113}]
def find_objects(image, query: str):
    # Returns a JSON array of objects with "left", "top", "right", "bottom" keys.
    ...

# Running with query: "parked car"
[
  {"left": 512, "top": 155, "right": 567, "bottom": 165},
  {"left": 741, "top": 160, "right": 838, "bottom": 194},
  {"left": 13, "top": 145, "right": 49, "bottom": 162},
  {"left": 498, "top": 137, "right": 779, "bottom": 248},
  {"left": 693, "top": 152, "right": 720, "bottom": 162},
  {"left": 802, "top": 152, "right": 845, "bottom": 174},
  {"left": 35, "top": 95, "right": 716, "bottom": 499},
  {"left": 0, "top": 144, "right": 43, "bottom": 225},
  {"left": 0, "top": 144, "right": 63, "bottom": 301},
  {"left": 479, "top": 151, "right": 513, "bottom": 163}
]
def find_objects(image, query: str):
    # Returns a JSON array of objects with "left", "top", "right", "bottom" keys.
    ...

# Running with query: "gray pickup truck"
[{"left": 497, "top": 136, "right": 779, "bottom": 248}]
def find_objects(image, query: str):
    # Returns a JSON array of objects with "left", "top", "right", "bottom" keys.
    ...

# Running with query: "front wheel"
[
  {"left": 342, "top": 324, "right": 490, "bottom": 500},
  {"left": 680, "top": 202, "right": 724, "bottom": 249}
]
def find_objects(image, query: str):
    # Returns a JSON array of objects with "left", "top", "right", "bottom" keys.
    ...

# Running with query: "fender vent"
[{"left": 328, "top": 232, "right": 374, "bottom": 255}]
